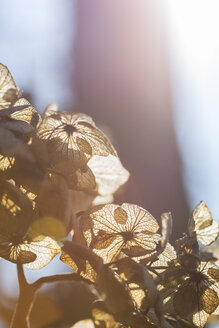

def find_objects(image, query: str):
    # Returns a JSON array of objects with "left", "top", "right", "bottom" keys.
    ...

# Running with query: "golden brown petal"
[
  {"left": 200, "top": 288, "right": 218, "bottom": 314},
  {"left": 207, "top": 267, "right": 219, "bottom": 282},
  {"left": 91, "top": 231, "right": 118, "bottom": 250},
  {"left": 114, "top": 207, "right": 128, "bottom": 224}
]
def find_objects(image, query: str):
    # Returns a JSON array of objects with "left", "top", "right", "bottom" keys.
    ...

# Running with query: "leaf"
[
  {"left": 0, "top": 64, "right": 19, "bottom": 109},
  {"left": 173, "top": 284, "right": 197, "bottom": 317},
  {"left": 0, "top": 119, "right": 35, "bottom": 134},
  {"left": 0, "top": 127, "right": 35, "bottom": 162}
]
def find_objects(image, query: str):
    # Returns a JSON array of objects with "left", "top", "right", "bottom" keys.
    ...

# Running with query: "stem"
[
  {"left": 10, "top": 265, "right": 35, "bottom": 328},
  {"left": 32, "top": 272, "right": 92, "bottom": 290},
  {"left": 10, "top": 266, "right": 92, "bottom": 328}
]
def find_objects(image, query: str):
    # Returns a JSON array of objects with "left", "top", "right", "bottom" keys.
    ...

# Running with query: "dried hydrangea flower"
[
  {"left": 62, "top": 241, "right": 149, "bottom": 328},
  {"left": 0, "top": 97, "right": 41, "bottom": 173},
  {"left": 160, "top": 253, "right": 219, "bottom": 327},
  {"left": 0, "top": 64, "right": 20, "bottom": 109},
  {"left": 37, "top": 105, "right": 117, "bottom": 167},
  {"left": 78, "top": 203, "right": 160, "bottom": 263},
  {"left": 0, "top": 180, "right": 60, "bottom": 268}
]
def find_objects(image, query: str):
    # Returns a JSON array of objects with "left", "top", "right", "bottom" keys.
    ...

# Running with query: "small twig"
[
  {"left": 32, "top": 272, "right": 92, "bottom": 291},
  {"left": 10, "top": 267, "right": 92, "bottom": 328}
]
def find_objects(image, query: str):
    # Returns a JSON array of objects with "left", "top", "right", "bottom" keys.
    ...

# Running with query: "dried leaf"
[
  {"left": 0, "top": 119, "right": 35, "bottom": 134},
  {"left": 0, "top": 104, "right": 29, "bottom": 117},
  {"left": 0, "top": 127, "right": 35, "bottom": 162}
]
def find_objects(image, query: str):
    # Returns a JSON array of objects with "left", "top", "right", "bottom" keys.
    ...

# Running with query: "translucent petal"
[
  {"left": 60, "top": 250, "right": 97, "bottom": 283},
  {"left": 189, "top": 201, "right": 219, "bottom": 246},
  {"left": 0, "top": 64, "right": 19, "bottom": 109},
  {"left": 23, "top": 236, "right": 61, "bottom": 269},
  {"left": 87, "top": 154, "right": 129, "bottom": 196},
  {"left": 71, "top": 319, "right": 95, "bottom": 328},
  {"left": 10, "top": 98, "right": 41, "bottom": 128}
]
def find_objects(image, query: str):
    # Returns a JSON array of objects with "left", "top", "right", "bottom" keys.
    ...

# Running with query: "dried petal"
[
  {"left": 189, "top": 201, "right": 219, "bottom": 246},
  {"left": 114, "top": 207, "right": 128, "bottom": 224},
  {"left": 10, "top": 98, "right": 41, "bottom": 128},
  {"left": 87, "top": 154, "right": 129, "bottom": 196},
  {"left": 0, "top": 64, "right": 19, "bottom": 109},
  {"left": 207, "top": 267, "right": 219, "bottom": 282},
  {"left": 71, "top": 319, "right": 95, "bottom": 328}
]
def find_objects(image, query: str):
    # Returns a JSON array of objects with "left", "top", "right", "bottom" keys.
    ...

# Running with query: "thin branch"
[{"left": 32, "top": 272, "right": 92, "bottom": 291}]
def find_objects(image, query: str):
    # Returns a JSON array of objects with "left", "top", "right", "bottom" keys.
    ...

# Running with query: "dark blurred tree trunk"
[{"left": 73, "top": 0, "right": 189, "bottom": 238}]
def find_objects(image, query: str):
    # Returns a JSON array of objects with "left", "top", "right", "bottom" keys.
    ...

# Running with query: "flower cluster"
[{"left": 0, "top": 63, "right": 218, "bottom": 328}]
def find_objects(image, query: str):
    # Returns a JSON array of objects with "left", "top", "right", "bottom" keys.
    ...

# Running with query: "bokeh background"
[{"left": 0, "top": 1, "right": 219, "bottom": 327}]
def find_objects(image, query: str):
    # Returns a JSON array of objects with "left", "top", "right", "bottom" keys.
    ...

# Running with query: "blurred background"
[{"left": 0, "top": 0, "right": 219, "bottom": 327}]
